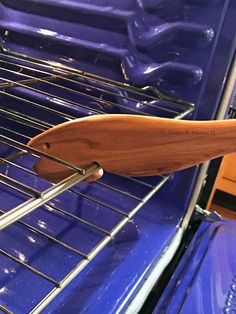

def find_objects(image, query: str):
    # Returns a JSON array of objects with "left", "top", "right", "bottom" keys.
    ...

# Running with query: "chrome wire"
[
  {"left": 0, "top": 67, "right": 151, "bottom": 116},
  {"left": 0, "top": 304, "right": 14, "bottom": 314},
  {"left": 0, "top": 249, "right": 60, "bottom": 287},
  {"left": 0, "top": 56, "right": 179, "bottom": 113},
  {"left": 0, "top": 51, "right": 196, "bottom": 108}
]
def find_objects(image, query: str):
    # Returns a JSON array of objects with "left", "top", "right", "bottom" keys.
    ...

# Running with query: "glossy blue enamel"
[
  {"left": 0, "top": 0, "right": 236, "bottom": 313},
  {"left": 153, "top": 220, "right": 236, "bottom": 314}
]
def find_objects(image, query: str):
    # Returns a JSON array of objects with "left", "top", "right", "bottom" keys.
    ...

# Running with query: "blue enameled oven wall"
[
  {"left": 0, "top": 1, "right": 235, "bottom": 313},
  {"left": 153, "top": 220, "right": 236, "bottom": 314}
]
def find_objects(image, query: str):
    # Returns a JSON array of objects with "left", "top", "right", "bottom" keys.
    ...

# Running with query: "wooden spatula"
[{"left": 27, "top": 114, "right": 236, "bottom": 183}]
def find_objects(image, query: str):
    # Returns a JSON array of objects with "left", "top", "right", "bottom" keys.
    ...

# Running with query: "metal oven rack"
[{"left": 0, "top": 49, "right": 196, "bottom": 313}]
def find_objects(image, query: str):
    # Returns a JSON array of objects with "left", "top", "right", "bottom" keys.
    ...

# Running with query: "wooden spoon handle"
[{"left": 27, "top": 114, "right": 236, "bottom": 183}]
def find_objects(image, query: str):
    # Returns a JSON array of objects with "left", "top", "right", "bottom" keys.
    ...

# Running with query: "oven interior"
[{"left": 0, "top": 1, "right": 235, "bottom": 313}]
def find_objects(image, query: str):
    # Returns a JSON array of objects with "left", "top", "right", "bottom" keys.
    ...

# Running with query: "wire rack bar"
[
  {"left": 0, "top": 105, "right": 50, "bottom": 130},
  {"left": 0, "top": 126, "right": 32, "bottom": 140},
  {"left": 0, "top": 305, "right": 14, "bottom": 314},
  {"left": 0, "top": 249, "right": 60, "bottom": 287},
  {"left": 0, "top": 173, "right": 41, "bottom": 197},
  {"left": 0, "top": 77, "right": 104, "bottom": 115},
  {"left": 0, "top": 164, "right": 101, "bottom": 230},
  {"left": 0, "top": 67, "right": 154, "bottom": 117},
  {"left": 0, "top": 91, "right": 75, "bottom": 121},
  {"left": 68, "top": 188, "right": 129, "bottom": 216},
  {"left": 0, "top": 134, "right": 85, "bottom": 173},
  {"left": 0, "top": 55, "right": 184, "bottom": 113},
  {"left": 0, "top": 209, "right": 90, "bottom": 257},
  {"left": 46, "top": 202, "right": 111, "bottom": 235},
  {"left": 0, "top": 157, "right": 36, "bottom": 175},
  {"left": 0, "top": 50, "right": 195, "bottom": 108}
]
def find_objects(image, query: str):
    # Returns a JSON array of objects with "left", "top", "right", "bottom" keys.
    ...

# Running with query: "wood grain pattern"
[
  {"left": 27, "top": 114, "right": 236, "bottom": 183},
  {"left": 207, "top": 153, "right": 236, "bottom": 209},
  {"left": 222, "top": 153, "right": 236, "bottom": 182}
]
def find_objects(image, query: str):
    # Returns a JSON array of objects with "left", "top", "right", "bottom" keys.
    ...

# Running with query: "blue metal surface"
[
  {"left": 0, "top": 0, "right": 236, "bottom": 313},
  {"left": 153, "top": 220, "right": 236, "bottom": 314}
]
